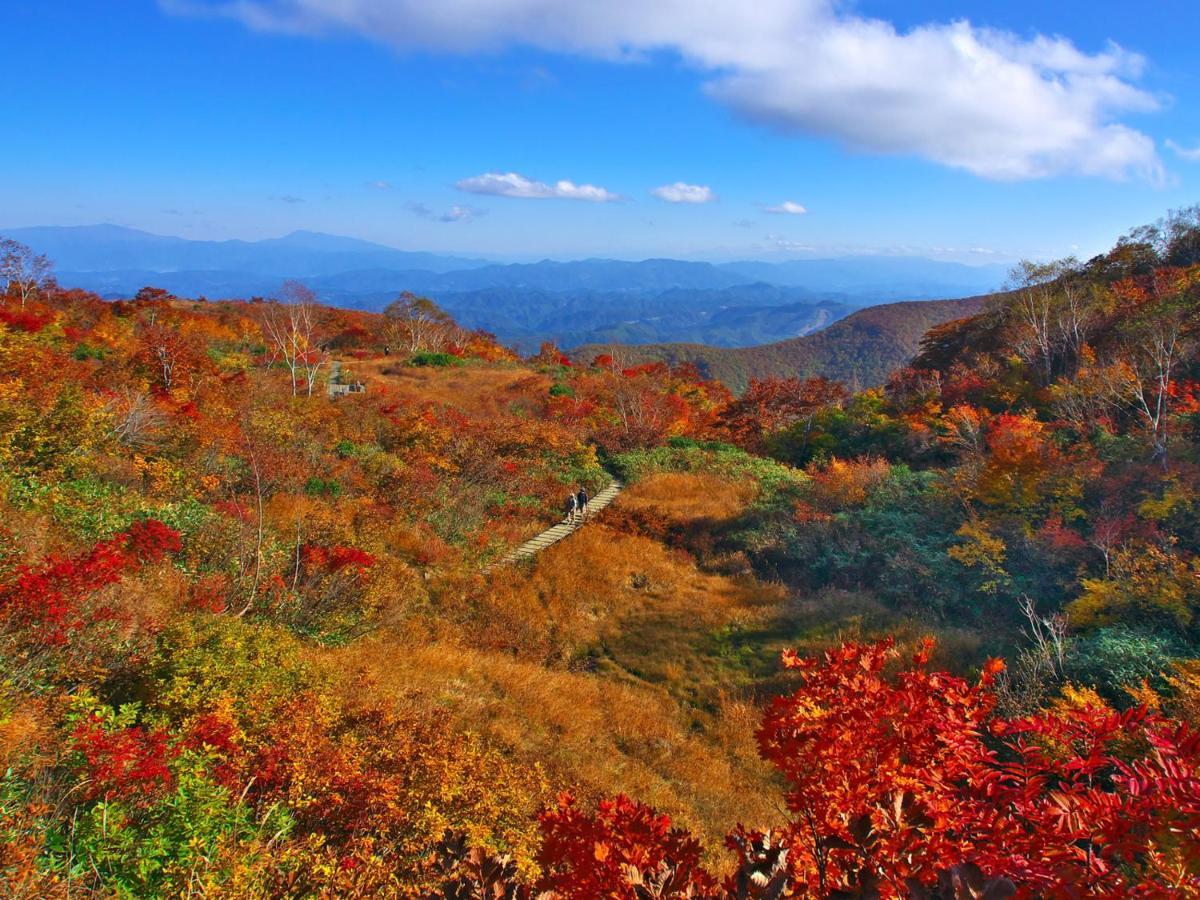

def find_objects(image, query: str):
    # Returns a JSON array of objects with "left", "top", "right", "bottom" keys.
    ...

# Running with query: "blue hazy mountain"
[
  {"left": 320, "top": 284, "right": 858, "bottom": 352},
  {"left": 8, "top": 225, "right": 1009, "bottom": 349},
  {"left": 720, "top": 257, "right": 1008, "bottom": 299},
  {"left": 5, "top": 225, "right": 489, "bottom": 277}
]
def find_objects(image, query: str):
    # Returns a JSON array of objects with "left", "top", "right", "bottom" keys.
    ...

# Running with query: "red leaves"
[
  {"left": 753, "top": 639, "right": 1200, "bottom": 895},
  {"left": 1038, "top": 513, "right": 1089, "bottom": 552},
  {"left": 214, "top": 499, "right": 255, "bottom": 523},
  {"left": 619, "top": 362, "right": 669, "bottom": 379},
  {"left": 300, "top": 544, "right": 376, "bottom": 574},
  {"left": 72, "top": 715, "right": 176, "bottom": 806},
  {"left": 0, "top": 306, "right": 54, "bottom": 333},
  {"left": 188, "top": 574, "right": 231, "bottom": 614},
  {"left": 182, "top": 710, "right": 247, "bottom": 790},
  {"left": 537, "top": 793, "right": 716, "bottom": 898},
  {"left": 0, "top": 520, "right": 180, "bottom": 645},
  {"left": 125, "top": 518, "right": 184, "bottom": 562},
  {"left": 443, "top": 685, "right": 1199, "bottom": 897},
  {"left": 718, "top": 376, "right": 847, "bottom": 453},
  {"left": 756, "top": 639, "right": 1001, "bottom": 893}
]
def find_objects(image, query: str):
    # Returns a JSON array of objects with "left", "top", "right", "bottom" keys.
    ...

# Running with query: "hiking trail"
[{"left": 492, "top": 480, "right": 624, "bottom": 567}]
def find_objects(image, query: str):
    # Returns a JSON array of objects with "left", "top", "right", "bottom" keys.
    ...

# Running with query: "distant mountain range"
[
  {"left": 570, "top": 295, "right": 996, "bottom": 392},
  {"left": 325, "top": 285, "right": 857, "bottom": 349},
  {"left": 4, "top": 224, "right": 1010, "bottom": 350},
  {"left": 5, "top": 224, "right": 487, "bottom": 276}
]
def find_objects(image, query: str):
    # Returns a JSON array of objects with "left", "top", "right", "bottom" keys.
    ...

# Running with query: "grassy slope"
[
  {"left": 340, "top": 458, "right": 985, "bottom": 859},
  {"left": 570, "top": 295, "right": 993, "bottom": 392}
]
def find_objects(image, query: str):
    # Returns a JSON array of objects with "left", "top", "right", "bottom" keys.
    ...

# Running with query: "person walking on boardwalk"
[
  {"left": 564, "top": 492, "right": 578, "bottom": 524},
  {"left": 576, "top": 485, "right": 589, "bottom": 522}
]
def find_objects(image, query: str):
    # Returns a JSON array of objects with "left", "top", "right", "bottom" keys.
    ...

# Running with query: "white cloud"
[
  {"left": 456, "top": 171, "right": 621, "bottom": 202},
  {"left": 651, "top": 182, "right": 716, "bottom": 204},
  {"left": 764, "top": 200, "right": 807, "bottom": 215},
  {"left": 367, "top": 180, "right": 393, "bottom": 190},
  {"left": 168, "top": 0, "right": 1164, "bottom": 182},
  {"left": 1166, "top": 139, "right": 1200, "bottom": 162}
]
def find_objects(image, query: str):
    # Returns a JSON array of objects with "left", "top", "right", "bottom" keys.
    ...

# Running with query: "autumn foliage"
[{"left": 1, "top": 211, "right": 1199, "bottom": 896}]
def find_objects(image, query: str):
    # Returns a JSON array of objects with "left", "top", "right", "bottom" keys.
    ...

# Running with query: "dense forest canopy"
[{"left": 1, "top": 207, "right": 1199, "bottom": 896}]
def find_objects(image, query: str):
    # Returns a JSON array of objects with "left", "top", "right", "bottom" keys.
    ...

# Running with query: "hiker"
[
  {"left": 576, "top": 486, "right": 589, "bottom": 521},
  {"left": 564, "top": 492, "right": 578, "bottom": 524}
]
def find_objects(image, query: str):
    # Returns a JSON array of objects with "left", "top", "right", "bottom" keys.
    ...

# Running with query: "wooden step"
[{"left": 486, "top": 480, "right": 623, "bottom": 570}]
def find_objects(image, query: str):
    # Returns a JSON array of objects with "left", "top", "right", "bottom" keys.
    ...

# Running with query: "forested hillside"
[
  {"left": 2, "top": 207, "right": 1200, "bottom": 896},
  {"left": 571, "top": 294, "right": 992, "bottom": 392}
]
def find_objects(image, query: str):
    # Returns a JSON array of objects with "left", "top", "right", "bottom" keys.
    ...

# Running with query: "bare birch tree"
[
  {"left": 262, "top": 280, "right": 327, "bottom": 396},
  {"left": 1007, "top": 257, "right": 1096, "bottom": 384},
  {"left": 0, "top": 237, "right": 55, "bottom": 308},
  {"left": 1009, "top": 260, "right": 1057, "bottom": 385},
  {"left": 383, "top": 292, "right": 453, "bottom": 354}
]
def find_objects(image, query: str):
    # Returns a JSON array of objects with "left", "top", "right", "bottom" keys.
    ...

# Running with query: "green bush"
[
  {"left": 50, "top": 477, "right": 142, "bottom": 540},
  {"left": 72, "top": 343, "right": 106, "bottom": 361},
  {"left": 303, "top": 477, "right": 342, "bottom": 498},
  {"left": 63, "top": 755, "right": 289, "bottom": 897},
  {"left": 734, "top": 465, "right": 974, "bottom": 619},
  {"left": 613, "top": 441, "right": 804, "bottom": 499},
  {"left": 410, "top": 351, "right": 464, "bottom": 368},
  {"left": 1066, "top": 626, "right": 1188, "bottom": 700}
]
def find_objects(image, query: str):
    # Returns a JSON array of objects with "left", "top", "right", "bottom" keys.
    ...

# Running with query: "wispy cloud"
[
  {"left": 439, "top": 204, "right": 485, "bottom": 222},
  {"left": 520, "top": 65, "right": 557, "bottom": 91},
  {"left": 405, "top": 201, "right": 486, "bottom": 222},
  {"left": 1166, "top": 139, "right": 1200, "bottom": 162},
  {"left": 367, "top": 180, "right": 393, "bottom": 190},
  {"left": 456, "top": 171, "right": 621, "bottom": 202},
  {"left": 177, "top": 0, "right": 1165, "bottom": 182},
  {"left": 764, "top": 201, "right": 807, "bottom": 215},
  {"left": 766, "top": 235, "right": 818, "bottom": 253},
  {"left": 651, "top": 182, "right": 716, "bottom": 204},
  {"left": 276, "top": 194, "right": 304, "bottom": 204}
]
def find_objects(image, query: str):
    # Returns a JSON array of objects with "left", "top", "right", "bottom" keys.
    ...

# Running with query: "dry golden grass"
[
  {"left": 334, "top": 635, "right": 780, "bottom": 860},
  {"left": 350, "top": 358, "right": 550, "bottom": 418},
  {"left": 330, "top": 507, "right": 792, "bottom": 860},
  {"left": 478, "top": 522, "right": 785, "bottom": 676},
  {"left": 617, "top": 472, "right": 758, "bottom": 524},
  {"left": 0, "top": 503, "right": 77, "bottom": 564},
  {"left": 0, "top": 690, "right": 52, "bottom": 771}
]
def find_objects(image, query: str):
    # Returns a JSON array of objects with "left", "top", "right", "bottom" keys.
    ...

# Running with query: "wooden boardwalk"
[{"left": 492, "top": 480, "right": 623, "bottom": 567}]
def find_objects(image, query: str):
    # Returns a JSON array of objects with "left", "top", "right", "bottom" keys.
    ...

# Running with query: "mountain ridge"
[
  {"left": 8, "top": 224, "right": 1008, "bottom": 351},
  {"left": 569, "top": 295, "right": 996, "bottom": 391}
]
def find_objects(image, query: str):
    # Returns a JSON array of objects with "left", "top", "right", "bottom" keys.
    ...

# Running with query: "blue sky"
[{"left": 2, "top": 0, "right": 1198, "bottom": 262}]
